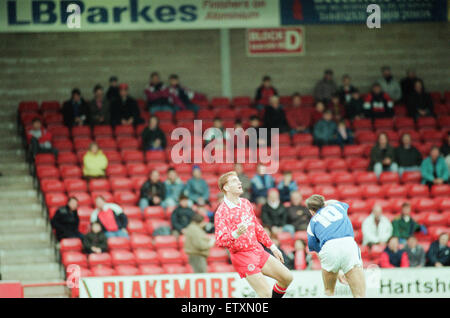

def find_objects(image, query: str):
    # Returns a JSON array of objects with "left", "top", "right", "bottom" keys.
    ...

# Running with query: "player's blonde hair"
[
  {"left": 218, "top": 171, "right": 237, "bottom": 193},
  {"left": 305, "top": 194, "right": 325, "bottom": 212}
]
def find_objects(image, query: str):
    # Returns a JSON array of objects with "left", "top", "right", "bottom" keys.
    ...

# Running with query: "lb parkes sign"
[{"left": 246, "top": 27, "right": 305, "bottom": 57}]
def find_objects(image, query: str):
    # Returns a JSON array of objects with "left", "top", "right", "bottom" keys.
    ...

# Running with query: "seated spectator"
[
  {"left": 328, "top": 93, "right": 345, "bottom": 121},
  {"left": 310, "top": 101, "right": 325, "bottom": 127},
  {"left": 277, "top": 171, "right": 298, "bottom": 203},
  {"left": 395, "top": 133, "right": 422, "bottom": 176},
  {"left": 313, "top": 69, "right": 338, "bottom": 104},
  {"left": 171, "top": 194, "right": 194, "bottom": 235},
  {"left": 263, "top": 95, "right": 290, "bottom": 135},
  {"left": 234, "top": 163, "right": 251, "bottom": 200},
  {"left": 344, "top": 88, "right": 365, "bottom": 120},
  {"left": 361, "top": 204, "right": 393, "bottom": 246},
  {"left": 50, "top": 197, "right": 82, "bottom": 241},
  {"left": 290, "top": 93, "right": 311, "bottom": 134},
  {"left": 378, "top": 66, "right": 402, "bottom": 102},
  {"left": 426, "top": 233, "right": 450, "bottom": 267},
  {"left": 144, "top": 71, "right": 171, "bottom": 113},
  {"left": 338, "top": 74, "right": 357, "bottom": 105},
  {"left": 369, "top": 132, "right": 398, "bottom": 178},
  {"left": 392, "top": 202, "right": 421, "bottom": 244},
  {"left": 363, "top": 83, "right": 394, "bottom": 119},
  {"left": 142, "top": 115, "right": 167, "bottom": 150},
  {"left": 313, "top": 109, "right": 337, "bottom": 147},
  {"left": 26, "top": 118, "right": 58, "bottom": 159},
  {"left": 196, "top": 204, "right": 215, "bottom": 234},
  {"left": 255, "top": 75, "right": 278, "bottom": 109},
  {"left": 294, "top": 239, "right": 311, "bottom": 270},
  {"left": 261, "top": 188, "right": 289, "bottom": 235},
  {"left": 400, "top": 69, "right": 421, "bottom": 104},
  {"left": 90, "top": 196, "right": 128, "bottom": 238},
  {"left": 82, "top": 142, "right": 108, "bottom": 179},
  {"left": 440, "top": 132, "right": 450, "bottom": 172},
  {"left": 62, "top": 88, "right": 89, "bottom": 127},
  {"left": 88, "top": 84, "right": 110, "bottom": 126},
  {"left": 106, "top": 76, "right": 120, "bottom": 104},
  {"left": 204, "top": 117, "right": 226, "bottom": 147},
  {"left": 404, "top": 236, "right": 426, "bottom": 267},
  {"left": 406, "top": 79, "right": 434, "bottom": 118},
  {"left": 167, "top": 74, "right": 199, "bottom": 114},
  {"left": 248, "top": 115, "right": 267, "bottom": 149},
  {"left": 185, "top": 166, "right": 210, "bottom": 205},
  {"left": 82, "top": 222, "right": 108, "bottom": 254},
  {"left": 111, "top": 83, "right": 143, "bottom": 126},
  {"left": 286, "top": 191, "right": 310, "bottom": 232},
  {"left": 380, "top": 236, "right": 410, "bottom": 268},
  {"left": 139, "top": 170, "right": 166, "bottom": 211},
  {"left": 335, "top": 120, "right": 354, "bottom": 146},
  {"left": 162, "top": 168, "right": 185, "bottom": 208},
  {"left": 421, "top": 146, "right": 449, "bottom": 187},
  {"left": 183, "top": 213, "right": 215, "bottom": 273},
  {"left": 250, "top": 163, "right": 275, "bottom": 204},
  {"left": 225, "top": 119, "right": 245, "bottom": 148}
]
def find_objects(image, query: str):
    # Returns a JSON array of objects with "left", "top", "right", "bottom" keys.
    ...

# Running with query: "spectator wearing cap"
[
  {"left": 261, "top": 188, "right": 289, "bottom": 236},
  {"left": 82, "top": 222, "right": 108, "bottom": 254},
  {"left": 162, "top": 168, "right": 186, "bottom": 208},
  {"left": 392, "top": 202, "right": 421, "bottom": 244},
  {"left": 404, "top": 236, "right": 426, "bottom": 267},
  {"left": 111, "top": 83, "right": 143, "bottom": 127},
  {"left": 82, "top": 142, "right": 108, "bottom": 180},
  {"left": 62, "top": 88, "right": 89, "bottom": 127},
  {"left": 171, "top": 194, "right": 195, "bottom": 235},
  {"left": 167, "top": 74, "right": 199, "bottom": 114},
  {"left": 405, "top": 79, "right": 434, "bottom": 118},
  {"left": 106, "top": 76, "right": 120, "bottom": 104},
  {"left": 338, "top": 74, "right": 358, "bottom": 105},
  {"left": 277, "top": 171, "right": 298, "bottom": 203},
  {"left": 263, "top": 95, "right": 290, "bottom": 136},
  {"left": 378, "top": 66, "right": 402, "bottom": 102},
  {"left": 51, "top": 197, "right": 83, "bottom": 241},
  {"left": 250, "top": 163, "right": 275, "bottom": 204},
  {"left": 255, "top": 75, "right": 278, "bottom": 110},
  {"left": 185, "top": 165, "right": 210, "bottom": 205},
  {"left": 369, "top": 132, "right": 398, "bottom": 178},
  {"left": 421, "top": 146, "right": 449, "bottom": 187},
  {"left": 380, "top": 236, "right": 410, "bottom": 268},
  {"left": 395, "top": 133, "right": 422, "bottom": 176},
  {"left": 139, "top": 170, "right": 166, "bottom": 211},
  {"left": 88, "top": 84, "right": 110, "bottom": 126},
  {"left": 313, "top": 109, "right": 337, "bottom": 147},
  {"left": 344, "top": 88, "right": 365, "bottom": 120},
  {"left": 26, "top": 117, "right": 58, "bottom": 159},
  {"left": 286, "top": 191, "right": 310, "bottom": 232},
  {"left": 141, "top": 115, "right": 167, "bottom": 151},
  {"left": 361, "top": 204, "right": 393, "bottom": 246},
  {"left": 90, "top": 196, "right": 128, "bottom": 238},
  {"left": 144, "top": 72, "right": 172, "bottom": 113},
  {"left": 313, "top": 69, "right": 338, "bottom": 104},
  {"left": 363, "top": 83, "right": 394, "bottom": 119},
  {"left": 426, "top": 233, "right": 450, "bottom": 267}
]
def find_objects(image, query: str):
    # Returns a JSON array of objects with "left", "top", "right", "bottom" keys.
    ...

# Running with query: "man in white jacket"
[
  {"left": 90, "top": 196, "right": 129, "bottom": 238},
  {"left": 362, "top": 204, "right": 393, "bottom": 246}
]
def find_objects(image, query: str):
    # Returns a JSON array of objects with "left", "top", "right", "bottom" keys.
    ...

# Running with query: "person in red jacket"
[
  {"left": 215, "top": 171, "right": 293, "bottom": 298},
  {"left": 379, "top": 236, "right": 410, "bottom": 268},
  {"left": 363, "top": 83, "right": 394, "bottom": 119},
  {"left": 254, "top": 75, "right": 278, "bottom": 110},
  {"left": 26, "top": 118, "right": 58, "bottom": 159}
]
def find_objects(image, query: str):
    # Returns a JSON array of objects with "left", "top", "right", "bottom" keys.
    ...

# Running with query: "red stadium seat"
[
  {"left": 145, "top": 150, "right": 166, "bottom": 163},
  {"left": 127, "top": 219, "right": 147, "bottom": 234},
  {"left": 326, "top": 158, "right": 347, "bottom": 172},
  {"left": 52, "top": 139, "right": 73, "bottom": 152},
  {"left": 121, "top": 150, "right": 144, "bottom": 163},
  {"left": 91, "top": 191, "right": 113, "bottom": 203},
  {"left": 232, "top": 96, "right": 251, "bottom": 108},
  {"left": 126, "top": 163, "right": 148, "bottom": 177},
  {"left": 383, "top": 184, "right": 408, "bottom": 198},
  {"left": 431, "top": 184, "right": 450, "bottom": 198},
  {"left": 57, "top": 152, "right": 78, "bottom": 166},
  {"left": 103, "top": 150, "right": 122, "bottom": 163},
  {"left": 356, "top": 131, "right": 377, "bottom": 144},
  {"left": 95, "top": 138, "right": 117, "bottom": 150},
  {"left": 374, "top": 119, "right": 394, "bottom": 130},
  {"left": 115, "top": 265, "right": 140, "bottom": 276},
  {"left": 130, "top": 234, "right": 153, "bottom": 250},
  {"left": 379, "top": 172, "right": 400, "bottom": 185},
  {"left": 88, "top": 178, "right": 110, "bottom": 192},
  {"left": 438, "top": 198, "right": 450, "bottom": 211},
  {"left": 64, "top": 179, "right": 87, "bottom": 193},
  {"left": 346, "top": 158, "right": 369, "bottom": 172},
  {"left": 90, "top": 266, "right": 116, "bottom": 277},
  {"left": 367, "top": 199, "right": 394, "bottom": 213},
  {"left": 401, "top": 171, "right": 422, "bottom": 184},
  {"left": 113, "top": 191, "right": 138, "bottom": 205},
  {"left": 292, "top": 134, "right": 313, "bottom": 145},
  {"left": 60, "top": 238, "right": 82, "bottom": 253},
  {"left": 209, "top": 263, "right": 235, "bottom": 273},
  {"left": 144, "top": 206, "right": 165, "bottom": 219},
  {"left": 19, "top": 101, "right": 39, "bottom": 113},
  {"left": 407, "top": 184, "right": 429, "bottom": 198},
  {"left": 362, "top": 185, "right": 385, "bottom": 199},
  {"left": 60, "top": 165, "right": 82, "bottom": 179},
  {"left": 62, "top": 251, "right": 88, "bottom": 267},
  {"left": 337, "top": 185, "right": 362, "bottom": 200},
  {"left": 107, "top": 237, "right": 131, "bottom": 250},
  {"left": 349, "top": 213, "right": 369, "bottom": 230},
  {"left": 428, "top": 226, "right": 448, "bottom": 241},
  {"left": 110, "top": 250, "right": 136, "bottom": 266},
  {"left": 210, "top": 97, "right": 231, "bottom": 109},
  {"left": 297, "top": 146, "right": 319, "bottom": 159},
  {"left": 41, "top": 179, "right": 65, "bottom": 193},
  {"left": 157, "top": 248, "right": 184, "bottom": 264},
  {"left": 304, "top": 159, "right": 327, "bottom": 171},
  {"left": 154, "top": 235, "right": 178, "bottom": 249},
  {"left": 73, "top": 138, "right": 93, "bottom": 151},
  {"left": 106, "top": 164, "right": 127, "bottom": 177},
  {"left": 131, "top": 176, "right": 147, "bottom": 191},
  {"left": 321, "top": 146, "right": 341, "bottom": 158},
  {"left": 77, "top": 206, "right": 92, "bottom": 222},
  {"left": 110, "top": 177, "right": 133, "bottom": 191},
  {"left": 68, "top": 192, "right": 92, "bottom": 206},
  {"left": 294, "top": 231, "right": 308, "bottom": 242},
  {"left": 438, "top": 115, "right": 450, "bottom": 128},
  {"left": 35, "top": 153, "right": 56, "bottom": 166},
  {"left": 297, "top": 186, "right": 314, "bottom": 199},
  {"left": 117, "top": 138, "right": 140, "bottom": 150},
  {"left": 352, "top": 119, "right": 372, "bottom": 131},
  {"left": 36, "top": 165, "right": 60, "bottom": 180},
  {"left": 343, "top": 145, "right": 365, "bottom": 158},
  {"left": 88, "top": 253, "right": 112, "bottom": 267},
  {"left": 93, "top": 125, "right": 113, "bottom": 137},
  {"left": 313, "top": 185, "right": 338, "bottom": 199},
  {"left": 415, "top": 198, "right": 438, "bottom": 213},
  {"left": 354, "top": 172, "right": 378, "bottom": 185},
  {"left": 395, "top": 117, "right": 415, "bottom": 130},
  {"left": 207, "top": 247, "right": 229, "bottom": 263},
  {"left": 122, "top": 206, "right": 142, "bottom": 220},
  {"left": 71, "top": 126, "right": 91, "bottom": 138},
  {"left": 48, "top": 126, "right": 70, "bottom": 139},
  {"left": 114, "top": 125, "right": 135, "bottom": 137},
  {"left": 420, "top": 130, "right": 443, "bottom": 143},
  {"left": 332, "top": 171, "right": 355, "bottom": 185},
  {"left": 139, "top": 264, "right": 164, "bottom": 275},
  {"left": 310, "top": 172, "right": 334, "bottom": 186},
  {"left": 425, "top": 213, "right": 447, "bottom": 227},
  {"left": 417, "top": 117, "right": 437, "bottom": 129},
  {"left": 347, "top": 199, "right": 371, "bottom": 214},
  {"left": 163, "top": 264, "right": 190, "bottom": 274},
  {"left": 45, "top": 192, "right": 68, "bottom": 208}
]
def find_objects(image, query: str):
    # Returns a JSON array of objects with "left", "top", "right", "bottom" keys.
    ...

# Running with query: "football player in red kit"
[{"left": 215, "top": 171, "right": 293, "bottom": 298}]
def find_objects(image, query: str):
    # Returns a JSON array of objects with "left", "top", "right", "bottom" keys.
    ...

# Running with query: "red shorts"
[{"left": 230, "top": 245, "right": 271, "bottom": 278}]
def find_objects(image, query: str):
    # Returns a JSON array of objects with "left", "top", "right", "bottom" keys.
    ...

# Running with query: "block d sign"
[{"left": 247, "top": 27, "right": 305, "bottom": 57}]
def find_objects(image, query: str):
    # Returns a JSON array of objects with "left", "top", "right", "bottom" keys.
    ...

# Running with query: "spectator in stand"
[
  {"left": 234, "top": 163, "right": 251, "bottom": 200},
  {"left": 106, "top": 76, "right": 120, "bottom": 104},
  {"left": 26, "top": 118, "right": 58, "bottom": 159},
  {"left": 395, "top": 133, "right": 422, "bottom": 176},
  {"left": 51, "top": 197, "right": 83, "bottom": 241},
  {"left": 144, "top": 72, "right": 171, "bottom": 113},
  {"left": 441, "top": 132, "right": 450, "bottom": 172},
  {"left": 248, "top": 115, "right": 267, "bottom": 149},
  {"left": 286, "top": 191, "right": 310, "bottom": 232},
  {"left": 82, "top": 222, "right": 108, "bottom": 254},
  {"left": 344, "top": 88, "right": 365, "bottom": 120},
  {"left": 62, "top": 88, "right": 89, "bottom": 127},
  {"left": 171, "top": 194, "right": 194, "bottom": 235},
  {"left": 338, "top": 74, "right": 358, "bottom": 105},
  {"left": 141, "top": 115, "right": 167, "bottom": 151},
  {"left": 90, "top": 196, "right": 128, "bottom": 238},
  {"left": 139, "top": 170, "right": 166, "bottom": 211},
  {"left": 361, "top": 204, "right": 393, "bottom": 247},
  {"left": 392, "top": 202, "right": 421, "bottom": 244},
  {"left": 313, "top": 69, "right": 338, "bottom": 104},
  {"left": 250, "top": 163, "right": 275, "bottom": 204},
  {"left": 263, "top": 95, "right": 290, "bottom": 135},
  {"left": 294, "top": 239, "right": 311, "bottom": 270},
  {"left": 290, "top": 93, "right": 311, "bottom": 134},
  {"left": 335, "top": 120, "right": 354, "bottom": 146},
  {"left": 111, "top": 83, "right": 143, "bottom": 127},
  {"left": 406, "top": 79, "right": 434, "bottom": 118},
  {"left": 400, "top": 69, "right": 421, "bottom": 104},
  {"left": 328, "top": 93, "right": 345, "bottom": 121},
  {"left": 167, "top": 74, "right": 199, "bottom": 114},
  {"left": 261, "top": 188, "right": 289, "bottom": 235},
  {"left": 404, "top": 236, "right": 426, "bottom": 267},
  {"left": 426, "top": 233, "right": 450, "bottom": 267},
  {"left": 310, "top": 101, "right": 325, "bottom": 127},
  {"left": 421, "top": 146, "right": 449, "bottom": 187},
  {"left": 183, "top": 213, "right": 215, "bottom": 273},
  {"left": 263, "top": 236, "right": 294, "bottom": 270},
  {"left": 277, "top": 171, "right": 298, "bottom": 203},
  {"left": 255, "top": 75, "right": 278, "bottom": 110},
  {"left": 204, "top": 117, "right": 226, "bottom": 146},
  {"left": 196, "top": 204, "right": 215, "bottom": 234},
  {"left": 162, "top": 168, "right": 185, "bottom": 208},
  {"left": 185, "top": 165, "right": 210, "bottom": 205},
  {"left": 313, "top": 109, "right": 337, "bottom": 147},
  {"left": 380, "top": 236, "right": 410, "bottom": 268},
  {"left": 82, "top": 142, "right": 108, "bottom": 179},
  {"left": 369, "top": 132, "right": 398, "bottom": 178},
  {"left": 88, "top": 84, "right": 110, "bottom": 126},
  {"left": 363, "top": 82, "right": 394, "bottom": 119},
  {"left": 378, "top": 66, "right": 402, "bottom": 102}
]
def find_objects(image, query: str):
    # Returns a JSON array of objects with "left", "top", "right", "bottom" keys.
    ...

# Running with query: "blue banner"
[{"left": 281, "top": 0, "right": 448, "bottom": 25}]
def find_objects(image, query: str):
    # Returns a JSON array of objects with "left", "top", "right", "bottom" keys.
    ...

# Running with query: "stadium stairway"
[{"left": 0, "top": 107, "right": 69, "bottom": 298}]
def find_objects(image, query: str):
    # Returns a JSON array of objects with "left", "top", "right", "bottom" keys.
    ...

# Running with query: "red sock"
[{"left": 272, "top": 283, "right": 286, "bottom": 298}]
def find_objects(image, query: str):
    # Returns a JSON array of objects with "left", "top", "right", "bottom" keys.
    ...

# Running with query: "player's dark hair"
[{"left": 305, "top": 194, "right": 325, "bottom": 212}]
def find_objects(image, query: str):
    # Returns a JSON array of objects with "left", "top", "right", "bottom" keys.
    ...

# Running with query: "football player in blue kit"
[{"left": 305, "top": 194, "right": 366, "bottom": 297}]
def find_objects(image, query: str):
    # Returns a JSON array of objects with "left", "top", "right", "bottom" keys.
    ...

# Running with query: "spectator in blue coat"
[
  {"left": 162, "top": 168, "right": 185, "bottom": 208},
  {"left": 313, "top": 109, "right": 337, "bottom": 147},
  {"left": 185, "top": 165, "right": 210, "bottom": 205},
  {"left": 277, "top": 171, "right": 298, "bottom": 203},
  {"left": 251, "top": 164, "right": 275, "bottom": 204},
  {"left": 335, "top": 120, "right": 354, "bottom": 146},
  {"left": 421, "top": 146, "right": 449, "bottom": 187}
]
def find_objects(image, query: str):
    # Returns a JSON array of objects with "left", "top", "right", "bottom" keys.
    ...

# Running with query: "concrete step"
[
  {"left": 24, "top": 285, "right": 70, "bottom": 298},
  {"left": 0, "top": 232, "right": 52, "bottom": 249},
  {"left": 0, "top": 209, "right": 43, "bottom": 220},
  {"left": 0, "top": 195, "right": 41, "bottom": 206},
  {"left": 0, "top": 135, "right": 21, "bottom": 144},
  {"left": 0, "top": 189, "right": 38, "bottom": 200},
  {"left": 0, "top": 218, "right": 48, "bottom": 234},
  {"left": 0, "top": 175, "right": 34, "bottom": 189},
  {"left": 0, "top": 247, "right": 56, "bottom": 265},
  {"left": 0, "top": 162, "right": 28, "bottom": 170},
  {"left": 1, "top": 262, "right": 63, "bottom": 281}
]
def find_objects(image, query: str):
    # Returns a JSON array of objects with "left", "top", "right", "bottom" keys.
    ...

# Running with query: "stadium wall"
[{"left": 0, "top": 22, "right": 448, "bottom": 109}]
